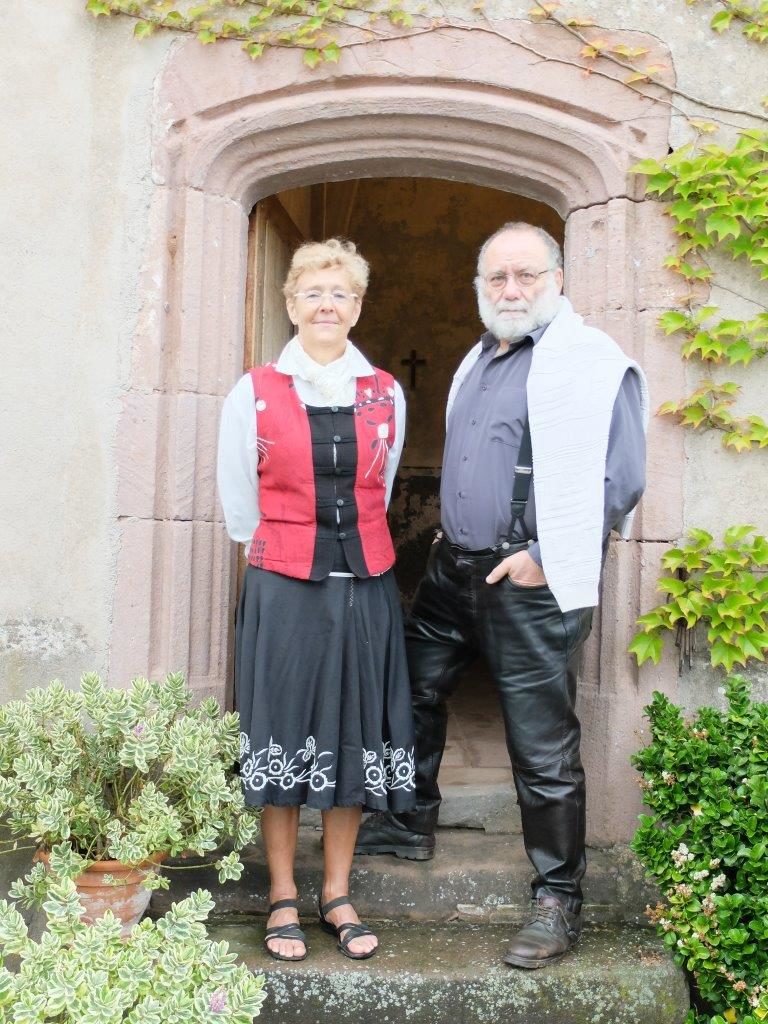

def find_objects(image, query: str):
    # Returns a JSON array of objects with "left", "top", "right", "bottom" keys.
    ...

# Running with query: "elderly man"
[{"left": 355, "top": 222, "right": 648, "bottom": 968}]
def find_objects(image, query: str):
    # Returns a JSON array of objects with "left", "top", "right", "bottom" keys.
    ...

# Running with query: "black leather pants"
[{"left": 396, "top": 538, "right": 593, "bottom": 913}]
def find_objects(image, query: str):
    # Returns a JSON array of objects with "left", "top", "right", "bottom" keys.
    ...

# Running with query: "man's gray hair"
[{"left": 476, "top": 222, "right": 563, "bottom": 277}]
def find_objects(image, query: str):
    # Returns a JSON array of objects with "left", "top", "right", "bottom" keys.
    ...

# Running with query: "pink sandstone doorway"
[{"left": 113, "top": 22, "right": 685, "bottom": 843}]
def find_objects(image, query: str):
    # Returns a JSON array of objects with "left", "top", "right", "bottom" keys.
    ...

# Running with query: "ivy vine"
[
  {"left": 86, "top": 0, "right": 411, "bottom": 66},
  {"left": 629, "top": 527, "right": 768, "bottom": 672},
  {"left": 633, "top": 131, "right": 768, "bottom": 451},
  {"left": 687, "top": 0, "right": 768, "bottom": 44}
]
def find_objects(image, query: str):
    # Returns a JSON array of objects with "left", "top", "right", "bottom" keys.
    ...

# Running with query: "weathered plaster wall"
[{"left": 1, "top": 2, "right": 171, "bottom": 705}]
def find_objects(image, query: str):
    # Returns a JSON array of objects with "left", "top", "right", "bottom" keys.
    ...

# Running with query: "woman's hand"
[{"left": 486, "top": 550, "right": 547, "bottom": 587}]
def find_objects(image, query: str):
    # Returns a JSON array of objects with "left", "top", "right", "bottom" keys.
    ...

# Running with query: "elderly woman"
[{"left": 217, "top": 239, "right": 415, "bottom": 962}]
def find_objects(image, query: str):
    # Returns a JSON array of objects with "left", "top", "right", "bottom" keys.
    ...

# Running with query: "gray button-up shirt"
[{"left": 441, "top": 327, "right": 646, "bottom": 565}]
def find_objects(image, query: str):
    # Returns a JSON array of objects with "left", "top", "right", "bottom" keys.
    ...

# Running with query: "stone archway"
[{"left": 112, "top": 20, "right": 685, "bottom": 844}]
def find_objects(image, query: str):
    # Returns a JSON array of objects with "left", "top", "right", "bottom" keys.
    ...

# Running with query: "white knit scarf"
[
  {"left": 447, "top": 297, "right": 649, "bottom": 613},
  {"left": 286, "top": 336, "right": 356, "bottom": 406}
]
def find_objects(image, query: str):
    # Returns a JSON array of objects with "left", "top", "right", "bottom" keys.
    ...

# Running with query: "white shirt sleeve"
[
  {"left": 216, "top": 373, "right": 260, "bottom": 547},
  {"left": 385, "top": 381, "right": 406, "bottom": 508}
]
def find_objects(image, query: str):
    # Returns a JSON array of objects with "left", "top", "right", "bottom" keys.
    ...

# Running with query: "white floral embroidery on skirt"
[
  {"left": 240, "top": 733, "right": 415, "bottom": 797},
  {"left": 363, "top": 742, "right": 416, "bottom": 796},
  {"left": 239, "top": 733, "right": 335, "bottom": 793}
]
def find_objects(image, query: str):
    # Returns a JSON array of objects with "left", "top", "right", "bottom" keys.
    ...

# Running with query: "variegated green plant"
[
  {"left": 0, "top": 672, "right": 259, "bottom": 897},
  {"left": 0, "top": 882, "right": 266, "bottom": 1023}
]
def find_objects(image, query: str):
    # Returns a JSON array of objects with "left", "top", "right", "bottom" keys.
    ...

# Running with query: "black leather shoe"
[
  {"left": 354, "top": 812, "right": 436, "bottom": 861},
  {"left": 503, "top": 897, "right": 582, "bottom": 969}
]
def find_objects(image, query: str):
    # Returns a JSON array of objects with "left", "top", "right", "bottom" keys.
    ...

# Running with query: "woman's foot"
[
  {"left": 265, "top": 896, "right": 307, "bottom": 961},
  {"left": 320, "top": 892, "right": 378, "bottom": 958}
]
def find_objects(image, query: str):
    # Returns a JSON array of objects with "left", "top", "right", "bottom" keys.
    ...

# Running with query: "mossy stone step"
[{"left": 212, "top": 920, "right": 689, "bottom": 1024}]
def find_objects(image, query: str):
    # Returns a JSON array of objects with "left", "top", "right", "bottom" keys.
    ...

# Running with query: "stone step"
[
  {"left": 152, "top": 826, "right": 659, "bottom": 925},
  {"left": 211, "top": 920, "right": 689, "bottom": 1024}
]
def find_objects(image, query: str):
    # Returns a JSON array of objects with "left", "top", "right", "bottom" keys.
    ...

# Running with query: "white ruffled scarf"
[{"left": 286, "top": 336, "right": 356, "bottom": 406}]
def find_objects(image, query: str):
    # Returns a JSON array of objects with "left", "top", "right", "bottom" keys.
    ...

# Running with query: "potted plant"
[
  {"left": 0, "top": 672, "right": 259, "bottom": 934},
  {"left": 631, "top": 675, "right": 768, "bottom": 1024},
  {"left": 0, "top": 880, "right": 266, "bottom": 1022}
]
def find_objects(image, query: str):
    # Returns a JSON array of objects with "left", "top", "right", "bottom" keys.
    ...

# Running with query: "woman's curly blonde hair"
[{"left": 283, "top": 238, "right": 370, "bottom": 299}]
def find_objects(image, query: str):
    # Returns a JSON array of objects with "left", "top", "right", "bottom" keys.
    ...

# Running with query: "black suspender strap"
[{"left": 503, "top": 417, "right": 533, "bottom": 545}]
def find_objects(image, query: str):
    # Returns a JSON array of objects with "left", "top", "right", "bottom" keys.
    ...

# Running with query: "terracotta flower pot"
[{"left": 36, "top": 851, "right": 164, "bottom": 938}]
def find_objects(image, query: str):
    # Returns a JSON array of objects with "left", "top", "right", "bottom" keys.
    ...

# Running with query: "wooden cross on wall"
[{"left": 401, "top": 348, "right": 427, "bottom": 390}]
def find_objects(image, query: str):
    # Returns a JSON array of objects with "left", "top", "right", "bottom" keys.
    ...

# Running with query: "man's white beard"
[{"left": 477, "top": 284, "right": 562, "bottom": 343}]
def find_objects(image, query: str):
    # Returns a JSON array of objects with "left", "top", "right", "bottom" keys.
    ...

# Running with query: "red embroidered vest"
[{"left": 247, "top": 364, "right": 397, "bottom": 580}]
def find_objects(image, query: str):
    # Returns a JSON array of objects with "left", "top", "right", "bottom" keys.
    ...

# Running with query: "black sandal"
[
  {"left": 264, "top": 898, "right": 308, "bottom": 962},
  {"left": 318, "top": 895, "right": 378, "bottom": 961}
]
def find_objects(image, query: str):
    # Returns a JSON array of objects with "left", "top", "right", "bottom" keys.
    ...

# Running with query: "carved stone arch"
[{"left": 113, "top": 22, "right": 684, "bottom": 843}]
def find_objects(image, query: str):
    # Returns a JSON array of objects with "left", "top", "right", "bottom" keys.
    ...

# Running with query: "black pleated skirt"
[{"left": 235, "top": 565, "right": 416, "bottom": 813}]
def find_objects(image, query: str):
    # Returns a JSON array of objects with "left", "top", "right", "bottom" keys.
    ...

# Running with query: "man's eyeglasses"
[
  {"left": 481, "top": 268, "right": 554, "bottom": 291},
  {"left": 294, "top": 290, "right": 359, "bottom": 306}
]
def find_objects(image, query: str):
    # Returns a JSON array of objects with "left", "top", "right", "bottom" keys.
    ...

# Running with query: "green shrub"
[{"left": 632, "top": 676, "right": 768, "bottom": 1024}]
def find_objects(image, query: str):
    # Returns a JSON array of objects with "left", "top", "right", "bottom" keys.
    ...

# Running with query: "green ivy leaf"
[
  {"left": 303, "top": 47, "right": 322, "bottom": 67},
  {"left": 688, "top": 528, "right": 715, "bottom": 550},
  {"left": 134, "top": 19, "right": 156, "bottom": 37},
  {"left": 670, "top": 199, "right": 699, "bottom": 223},
  {"left": 659, "top": 311, "right": 691, "bottom": 335},
  {"left": 724, "top": 339, "right": 755, "bottom": 365},
  {"left": 711, "top": 9, "right": 735, "bottom": 32},
  {"left": 631, "top": 159, "right": 664, "bottom": 175},
  {"left": 628, "top": 631, "right": 664, "bottom": 665},
  {"left": 658, "top": 577, "right": 689, "bottom": 598},
  {"left": 711, "top": 637, "right": 740, "bottom": 670},
  {"left": 706, "top": 212, "right": 741, "bottom": 242},
  {"left": 724, "top": 525, "right": 757, "bottom": 546}
]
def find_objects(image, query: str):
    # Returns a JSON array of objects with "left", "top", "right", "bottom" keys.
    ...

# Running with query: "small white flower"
[{"left": 671, "top": 843, "right": 694, "bottom": 868}]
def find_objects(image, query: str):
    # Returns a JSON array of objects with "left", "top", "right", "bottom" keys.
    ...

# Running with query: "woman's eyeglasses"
[{"left": 294, "top": 290, "right": 359, "bottom": 306}]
